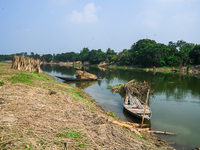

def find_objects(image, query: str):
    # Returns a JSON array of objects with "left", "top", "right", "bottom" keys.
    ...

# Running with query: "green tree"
[
  {"left": 166, "top": 41, "right": 179, "bottom": 66},
  {"left": 42, "top": 54, "right": 52, "bottom": 63},
  {"left": 79, "top": 47, "right": 89, "bottom": 62},
  {"left": 96, "top": 49, "right": 106, "bottom": 63},
  {"left": 88, "top": 49, "right": 98, "bottom": 64},
  {"left": 177, "top": 42, "right": 194, "bottom": 67},
  {"left": 105, "top": 48, "right": 116, "bottom": 63},
  {"left": 130, "top": 39, "right": 169, "bottom": 67},
  {"left": 189, "top": 45, "right": 200, "bottom": 64}
]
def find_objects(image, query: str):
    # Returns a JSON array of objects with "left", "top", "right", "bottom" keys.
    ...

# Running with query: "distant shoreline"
[{"left": 3, "top": 60, "right": 200, "bottom": 77}]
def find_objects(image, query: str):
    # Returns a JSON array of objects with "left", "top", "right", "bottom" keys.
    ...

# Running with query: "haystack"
[
  {"left": 111, "top": 79, "right": 152, "bottom": 96},
  {"left": 98, "top": 61, "right": 108, "bottom": 67},
  {"left": 75, "top": 70, "right": 97, "bottom": 79}
]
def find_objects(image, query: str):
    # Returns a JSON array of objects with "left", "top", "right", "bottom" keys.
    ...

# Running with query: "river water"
[{"left": 41, "top": 64, "right": 200, "bottom": 150}]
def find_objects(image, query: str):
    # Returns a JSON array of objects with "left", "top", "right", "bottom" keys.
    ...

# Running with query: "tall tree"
[
  {"left": 79, "top": 47, "right": 90, "bottom": 62},
  {"left": 189, "top": 45, "right": 200, "bottom": 64}
]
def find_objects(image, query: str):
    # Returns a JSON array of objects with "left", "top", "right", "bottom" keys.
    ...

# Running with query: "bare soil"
[{"left": 0, "top": 63, "right": 174, "bottom": 149}]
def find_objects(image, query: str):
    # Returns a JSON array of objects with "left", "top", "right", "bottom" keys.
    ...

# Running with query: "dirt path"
[{"left": 0, "top": 63, "right": 174, "bottom": 149}]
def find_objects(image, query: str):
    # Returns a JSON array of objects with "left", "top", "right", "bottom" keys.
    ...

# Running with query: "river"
[{"left": 41, "top": 64, "right": 200, "bottom": 150}]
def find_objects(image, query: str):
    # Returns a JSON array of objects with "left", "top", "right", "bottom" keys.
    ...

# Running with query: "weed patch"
[
  {"left": 0, "top": 81, "right": 4, "bottom": 86},
  {"left": 114, "top": 84, "right": 122, "bottom": 87},
  {"left": 8, "top": 73, "right": 32, "bottom": 84},
  {"left": 31, "top": 72, "right": 50, "bottom": 81},
  {"left": 134, "top": 134, "right": 144, "bottom": 140},
  {"left": 57, "top": 130, "right": 83, "bottom": 138},
  {"left": 106, "top": 85, "right": 111, "bottom": 89},
  {"left": 109, "top": 112, "right": 119, "bottom": 119},
  {"left": 64, "top": 87, "right": 84, "bottom": 98}
]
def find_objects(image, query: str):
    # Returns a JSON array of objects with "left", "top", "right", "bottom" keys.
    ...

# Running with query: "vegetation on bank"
[
  {"left": 0, "top": 62, "right": 174, "bottom": 149},
  {"left": 1, "top": 39, "right": 200, "bottom": 68}
]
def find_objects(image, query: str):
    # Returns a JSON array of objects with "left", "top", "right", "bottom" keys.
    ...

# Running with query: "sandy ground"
[{"left": 0, "top": 63, "right": 174, "bottom": 150}]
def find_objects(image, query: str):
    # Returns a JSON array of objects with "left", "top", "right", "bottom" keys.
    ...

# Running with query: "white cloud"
[
  {"left": 67, "top": 2, "right": 100, "bottom": 23},
  {"left": 138, "top": 10, "right": 162, "bottom": 28}
]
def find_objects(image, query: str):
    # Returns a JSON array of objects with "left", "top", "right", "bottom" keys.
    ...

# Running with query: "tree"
[
  {"left": 166, "top": 41, "right": 179, "bottom": 66},
  {"left": 105, "top": 48, "right": 116, "bottom": 63},
  {"left": 42, "top": 54, "right": 52, "bottom": 63},
  {"left": 176, "top": 40, "right": 186, "bottom": 50},
  {"left": 189, "top": 45, "right": 200, "bottom": 64},
  {"left": 130, "top": 39, "right": 170, "bottom": 67},
  {"left": 79, "top": 47, "right": 90, "bottom": 62},
  {"left": 96, "top": 49, "right": 106, "bottom": 63},
  {"left": 88, "top": 50, "right": 98, "bottom": 64},
  {"left": 177, "top": 42, "right": 194, "bottom": 67}
]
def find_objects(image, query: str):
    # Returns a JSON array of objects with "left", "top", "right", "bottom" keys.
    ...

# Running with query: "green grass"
[
  {"left": 106, "top": 85, "right": 111, "bottom": 89},
  {"left": 8, "top": 73, "right": 32, "bottom": 84},
  {"left": 0, "top": 62, "right": 7, "bottom": 66},
  {"left": 54, "top": 140, "right": 59, "bottom": 145},
  {"left": 0, "top": 81, "right": 4, "bottom": 86},
  {"left": 57, "top": 131, "right": 83, "bottom": 138},
  {"left": 114, "top": 84, "right": 122, "bottom": 87},
  {"left": 7, "top": 71, "right": 51, "bottom": 85},
  {"left": 107, "top": 84, "right": 122, "bottom": 89},
  {"left": 109, "top": 112, "right": 119, "bottom": 119},
  {"left": 63, "top": 87, "right": 84, "bottom": 98},
  {"left": 31, "top": 72, "right": 50, "bottom": 81},
  {"left": 134, "top": 134, "right": 144, "bottom": 140}
]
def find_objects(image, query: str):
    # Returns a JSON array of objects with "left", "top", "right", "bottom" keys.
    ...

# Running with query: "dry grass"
[{"left": 0, "top": 63, "right": 174, "bottom": 150}]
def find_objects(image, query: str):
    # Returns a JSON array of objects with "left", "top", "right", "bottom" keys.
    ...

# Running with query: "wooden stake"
[{"left": 141, "top": 89, "right": 150, "bottom": 128}]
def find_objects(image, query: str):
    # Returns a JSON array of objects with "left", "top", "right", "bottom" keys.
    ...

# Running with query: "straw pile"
[
  {"left": 11, "top": 55, "right": 42, "bottom": 73},
  {"left": 111, "top": 79, "right": 151, "bottom": 96},
  {"left": 75, "top": 70, "right": 97, "bottom": 79}
]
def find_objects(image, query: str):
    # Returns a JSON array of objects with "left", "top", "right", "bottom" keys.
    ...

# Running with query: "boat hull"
[
  {"left": 55, "top": 76, "right": 97, "bottom": 81},
  {"left": 123, "top": 93, "right": 152, "bottom": 120}
]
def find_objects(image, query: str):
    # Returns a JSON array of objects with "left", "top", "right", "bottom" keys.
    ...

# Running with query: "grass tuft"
[
  {"left": 0, "top": 81, "right": 4, "bottom": 86},
  {"left": 109, "top": 112, "right": 119, "bottom": 119},
  {"left": 57, "top": 131, "right": 82, "bottom": 138},
  {"left": 106, "top": 85, "right": 111, "bottom": 89},
  {"left": 8, "top": 73, "right": 32, "bottom": 84}
]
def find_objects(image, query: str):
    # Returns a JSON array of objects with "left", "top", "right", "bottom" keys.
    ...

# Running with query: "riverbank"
[
  {"left": 99, "top": 64, "right": 200, "bottom": 78},
  {"left": 0, "top": 62, "right": 174, "bottom": 149}
]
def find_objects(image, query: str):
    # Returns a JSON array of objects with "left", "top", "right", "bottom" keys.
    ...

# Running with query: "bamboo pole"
[
  {"left": 148, "top": 130, "right": 177, "bottom": 135},
  {"left": 141, "top": 89, "right": 150, "bottom": 128}
]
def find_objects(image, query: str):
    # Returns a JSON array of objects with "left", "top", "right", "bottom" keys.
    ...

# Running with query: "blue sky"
[{"left": 1, "top": 0, "right": 200, "bottom": 55}]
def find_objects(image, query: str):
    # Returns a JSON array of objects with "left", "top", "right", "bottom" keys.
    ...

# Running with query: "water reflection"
[
  {"left": 41, "top": 64, "right": 200, "bottom": 103},
  {"left": 41, "top": 64, "right": 200, "bottom": 149},
  {"left": 97, "top": 80, "right": 102, "bottom": 86},
  {"left": 123, "top": 108, "right": 151, "bottom": 126},
  {"left": 64, "top": 81, "right": 97, "bottom": 90}
]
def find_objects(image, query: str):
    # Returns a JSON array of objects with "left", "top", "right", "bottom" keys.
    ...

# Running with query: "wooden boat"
[
  {"left": 123, "top": 93, "right": 152, "bottom": 120},
  {"left": 55, "top": 76, "right": 98, "bottom": 81}
]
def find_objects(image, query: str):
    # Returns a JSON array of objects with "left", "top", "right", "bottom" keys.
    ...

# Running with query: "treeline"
[{"left": 1, "top": 39, "right": 200, "bottom": 67}]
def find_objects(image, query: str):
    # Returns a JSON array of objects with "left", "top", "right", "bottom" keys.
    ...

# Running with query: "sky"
[{"left": 0, "top": 0, "right": 200, "bottom": 55}]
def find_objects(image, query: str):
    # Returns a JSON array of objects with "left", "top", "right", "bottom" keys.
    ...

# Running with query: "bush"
[{"left": 0, "top": 81, "right": 4, "bottom": 86}]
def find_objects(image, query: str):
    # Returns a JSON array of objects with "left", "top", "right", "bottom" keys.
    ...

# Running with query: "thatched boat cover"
[{"left": 75, "top": 70, "right": 97, "bottom": 79}]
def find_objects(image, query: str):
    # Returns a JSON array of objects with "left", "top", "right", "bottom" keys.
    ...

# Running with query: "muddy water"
[{"left": 41, "top": 64, "right": 200, "bottom": 150}]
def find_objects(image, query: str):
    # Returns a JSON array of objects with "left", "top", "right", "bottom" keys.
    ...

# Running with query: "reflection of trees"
[
  {"left": 104, "top": 69, "right": 200, "bottom": 102},
  {"left": 41, "top": 64, "right": 77, "bottom": 76},
  {"left": 64, "top": 81, "right": 97, "bottom": 89},
  {"left": 76, "top": 81, "right": 97, "bottom": 89},
  {"left": 42, "top": 64, "right": 200, "bottom": 102}
]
